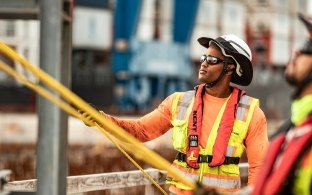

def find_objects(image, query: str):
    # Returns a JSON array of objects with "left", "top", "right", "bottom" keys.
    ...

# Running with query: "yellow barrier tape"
[{"left": 0, "top": 42, "right": 196, "bottom": 190}]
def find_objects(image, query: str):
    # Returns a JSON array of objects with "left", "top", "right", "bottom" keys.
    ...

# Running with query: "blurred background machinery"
[
  {"left": 0, "top": 0, "right": 310, "bottom": 118},
  {"left": 0, "top": 1, "right": 311, "bottom": 194}
]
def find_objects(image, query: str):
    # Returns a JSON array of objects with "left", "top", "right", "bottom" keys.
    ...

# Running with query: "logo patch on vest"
[
  {"left": 187, "top": 151, "right": 197, "bottom": 161},
  {"left": 189, "top": 135, "right": 198, "bottom": 147}
]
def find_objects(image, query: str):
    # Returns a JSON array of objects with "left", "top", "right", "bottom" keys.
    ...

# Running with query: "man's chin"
[
  {"left": 285, "top": 75, "right": 299, "bottom": 87},
  {"left": 198, "top": 77, "right": 204, "bottom": 83}
]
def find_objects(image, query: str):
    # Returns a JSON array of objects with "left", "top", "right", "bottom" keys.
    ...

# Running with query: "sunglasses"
[{"left": 200, "top": 55, "right": 234, "bottom": 65}]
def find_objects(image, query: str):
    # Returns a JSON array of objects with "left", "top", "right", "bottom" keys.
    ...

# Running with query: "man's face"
[
  {"left": 198, "top": 45, "right": 226, "bottom": 83},
  {"left": 285, "top": 50, "right": 312, "bottom": 86}
]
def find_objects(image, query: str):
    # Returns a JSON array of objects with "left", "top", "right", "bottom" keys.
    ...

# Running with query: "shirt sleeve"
[
  {"left": 102, "top": 93, "right": 176, "bottom": 142},
  {"left": 245, "top": 106, "right": 269, "bottom": 185}
]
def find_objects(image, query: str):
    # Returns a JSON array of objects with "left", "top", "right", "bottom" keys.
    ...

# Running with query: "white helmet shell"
[
  {"left": 198, "top": 34, "right": 253, "bottom": 86},
  {"left": 220, "top": 34, "right": 252, "bottom": 61}
]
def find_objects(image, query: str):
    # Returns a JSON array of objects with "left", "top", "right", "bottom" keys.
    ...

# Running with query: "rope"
[
  {"left": 94, "top": 123, "right": 169, "bottom": 195},
  {"left": 0, "top": 59, "right": 168, "bottom": 194},
  {"left": 0, "top": 42, "right": 196, "bottom": 190}
]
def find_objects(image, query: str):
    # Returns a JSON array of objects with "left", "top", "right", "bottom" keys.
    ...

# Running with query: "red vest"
[
  {"left": 186, "top": 84, "right": 243, "bottom": 168},
  {"left": 253, "top": 115, "right": 312, "bottom": 195}
]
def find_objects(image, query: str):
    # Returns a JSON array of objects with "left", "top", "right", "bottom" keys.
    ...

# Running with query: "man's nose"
[{"left": 200, "top": 61, "right": 208, "bottom": 67}]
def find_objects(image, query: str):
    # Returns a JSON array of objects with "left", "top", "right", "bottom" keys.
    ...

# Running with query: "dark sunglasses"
[{"left": 200, "top": 55, "right": 234, "bottom": 65}]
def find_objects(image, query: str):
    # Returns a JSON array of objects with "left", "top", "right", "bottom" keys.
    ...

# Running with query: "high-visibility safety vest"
[
  {"left": 293, "top": 148, "right": 312, "bottom": 195},
  {"left": 253, "top": 115, "right": 312, "bottom": 195},
  {"left": 166, "top": 90, "right": 259, "bottom": 193}
]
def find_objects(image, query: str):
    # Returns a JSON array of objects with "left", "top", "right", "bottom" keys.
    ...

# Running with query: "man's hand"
[
  {"left": 78, "top": 109, "right": 95, "bottom": 126},
  {"left": 77, "top": 104, "right": 105, "bottom": 127}
]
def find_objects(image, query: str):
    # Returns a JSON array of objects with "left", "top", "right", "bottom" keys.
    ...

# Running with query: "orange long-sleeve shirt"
[{"left": 105, "top": 91, "right": 269, "bottom": 192}]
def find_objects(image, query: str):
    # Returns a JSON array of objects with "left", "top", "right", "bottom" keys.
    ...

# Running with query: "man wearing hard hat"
[
  {"left": 252, "top": 13, "right": 312, "bottom": 195},
  {"left": 80, "top": 34, "right": 269, "bottom": 194}
]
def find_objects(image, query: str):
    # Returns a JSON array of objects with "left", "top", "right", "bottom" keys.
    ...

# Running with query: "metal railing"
[
  {"left": 2, "top": 163, "right": 249, "bottom": 194},
  {"left": 4, "top": 168, "right": 166, "bottom": 194},
  {"left": 0, "top": 170, "right": 11, "bottom": 195}
]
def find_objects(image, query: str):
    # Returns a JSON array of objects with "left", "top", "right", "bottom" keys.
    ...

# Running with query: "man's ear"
[{"left": 225, "top": 64, "right": 236, "bottom": 75}]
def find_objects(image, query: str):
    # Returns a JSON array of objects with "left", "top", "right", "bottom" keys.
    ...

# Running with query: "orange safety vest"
[{"left": 166, "top": 88, "right": 259, "bottom": 192}]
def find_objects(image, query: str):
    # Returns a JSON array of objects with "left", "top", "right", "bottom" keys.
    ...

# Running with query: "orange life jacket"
[{"left": 186, "top": 84, "right": 242, "bottom": 168}]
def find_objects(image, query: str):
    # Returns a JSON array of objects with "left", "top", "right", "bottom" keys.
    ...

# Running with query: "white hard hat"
[{"left": 198, "top": 34, "right": 253, "bottom": 86}]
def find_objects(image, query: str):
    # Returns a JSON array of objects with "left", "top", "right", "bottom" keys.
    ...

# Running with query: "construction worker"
[
  {"left": 80, "top": 34, "right": 269, "bottom": 194},
  {"left": 252, "top": 13, "right": 312, "bottom": 195}
]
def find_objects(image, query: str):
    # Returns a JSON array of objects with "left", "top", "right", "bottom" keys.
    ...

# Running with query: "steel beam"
[
  {"left": 37, "top": 0, "right": 71, "bottom": 195},
  {"left": 0, "top": 0, "right": 37, "bottom": 8},
  {"left": 0, "top": 0, "right": 71, "bottom": 20},
  {"left": 0, "top": 8, "right": 38, "bottom": 20},
  {"left": 0, "top": 0, "right": 72, "bottom": 195},
  {"left": 0, "top": 0, "right": 38, "bottom": 19}
]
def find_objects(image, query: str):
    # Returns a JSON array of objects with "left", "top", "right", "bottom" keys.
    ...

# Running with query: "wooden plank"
[
  {"left": 4, "top": 179, "right": 37, "bottom": 192},
  {"left": 0, "top": 170, "right": 11, "bottom": 190},
  {"left": 66, "top": 169, "right": 166, "bottom": 193},
  {"left": 4, "top": 165, "right": 249, "bottom": 194},
  {"left": 0, "top": 170, "right": 11, "bottom": 179},
  {"left": 4, "top": 169, "right": 167, "bottom": 194}
]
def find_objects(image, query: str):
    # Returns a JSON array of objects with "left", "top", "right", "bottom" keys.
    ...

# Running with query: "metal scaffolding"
[{"left": 0, "top": 0, "right": 72, "bottom": 194}]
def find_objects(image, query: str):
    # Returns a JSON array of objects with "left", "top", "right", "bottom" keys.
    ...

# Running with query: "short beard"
[{"left": 285, "top": 74, "right": 299, "bottom": 86}]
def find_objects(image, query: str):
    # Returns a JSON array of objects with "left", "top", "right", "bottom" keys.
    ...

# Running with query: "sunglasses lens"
[
  {"left": 200, "top": 55, "right": 206, "bottom": 63},
  {"left": 200, "top": 55, "right": 224, "bottom": 65},
  {"left": 206, "top": 56, "right": 218, "bottom": 64}
]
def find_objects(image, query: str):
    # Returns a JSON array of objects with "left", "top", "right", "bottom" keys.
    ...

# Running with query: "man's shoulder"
[
  {"left": 170, "top": 90, "right": 195, "bottom": 97},
  {"left": 240, "top": 93, "right": 260, "bottom": 104},
  {"left": 165, "top": 90, "right": 195, "bottom": 107},
  {"left": 243, "top": 94, "right": 258, "bottom": 99},
  {"left": 250, "top": 102, "right": 267, "bottom": 122},
  {"left": 240, "top": 93, "right": 266, "bottom": 119}
]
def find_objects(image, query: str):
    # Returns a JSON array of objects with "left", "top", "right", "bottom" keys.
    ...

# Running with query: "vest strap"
[{"left": 175, "top": 152, "right": 240, "bottom": 164}]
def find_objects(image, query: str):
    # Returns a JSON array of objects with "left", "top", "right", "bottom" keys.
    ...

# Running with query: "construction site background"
[{"left": 0, "top": 0, "right": 308, "bottom": 194}]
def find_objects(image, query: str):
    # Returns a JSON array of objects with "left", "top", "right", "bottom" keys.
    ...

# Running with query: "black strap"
[
  {"left": 175, "top": 152, "right": 240, "bottom": 165},
  {"left": 292, "top": 69, "right": 312, "bottom": 99},
  {"left": 269, "top": 118, "right": 293, "bottom": 140},
  {"left": 205, "top": 58, "right": 229, "bottom": 88}
]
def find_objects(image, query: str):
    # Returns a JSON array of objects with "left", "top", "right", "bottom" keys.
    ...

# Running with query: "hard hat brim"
[
  {"left": 197, "top": 37, "right": 253, "bottom": 86},
  {"left": 298, "top": 13, "right": 312, "bottom": 53},
  {"left": 298, "top": 13, "right": 312, "bottom": 34}
]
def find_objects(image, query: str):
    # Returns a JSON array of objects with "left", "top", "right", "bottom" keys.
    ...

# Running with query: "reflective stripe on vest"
[
  {"left": 171, "top": 91, "right": 195, "bottom": 152},
  {"left": 201, "top": 174, "right": 241, "bottom": 191},
  {"left": 167, "top": 162, "right": 241, "bottom": 192},
  {"left": 226, "top": 146, "right": 235, "bottom": 157},
  {"left": 168, "top": 91, "right": 259, "bottom": 191},
  {"left": 176, "top": 91, "right": 195, "bottom": 120},
  {"left": 236, "top": 95, "right": 252, "bottom": 121},
  {"left": 293, "top": 148, "right": 312, "bottom": 195},
  {"left": 174, "top": 92, "right": 254, "bottom": 156},
  {"left": 229, "top": 95, "right": 258, "bottom": 158}
]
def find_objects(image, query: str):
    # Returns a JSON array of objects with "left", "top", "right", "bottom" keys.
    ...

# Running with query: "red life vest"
[
  {"left": 253, "top": 115, "right": 312, "bottom": 195},
  {"left": 186, "top": 84, "right": 243, "bottom": 168}
]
